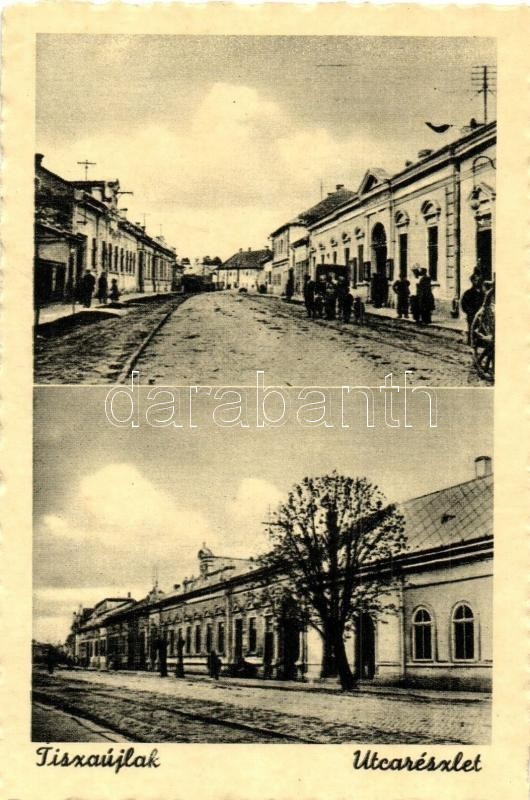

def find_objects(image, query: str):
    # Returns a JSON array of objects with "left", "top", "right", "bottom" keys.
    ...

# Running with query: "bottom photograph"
[{"left": 33, "top": 387, "right": 493, "bottom": 745}]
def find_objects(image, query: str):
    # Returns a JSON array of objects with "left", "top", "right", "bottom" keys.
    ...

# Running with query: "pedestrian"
[
  {"left": 109, "top": 279, "right": 120, "bottom": 303},
  {"left": 410, "top": 266, "right": 421, "bottom": 323},
  {"left": 392, "top": 276, "right": 411, "bottom": 319},
  {"left": 324, "top": 274, "right": 337, "bottom": 320},
  {"left": 461, "top": 272, "right": 485, "bottom": 345},
  {"left": 80, "top": 270, "right": 96, "bottom": 308},
  {"left": 46, "top": 648, "right": 55, "bottom": 675},
  {"left": 417, "top": 268, "right": 435, "bottom": 325},
  {"left": 285, "top": 273, "right": 294, "bottom": 303},
  {"left": 96, "top": 271, "right": 108, "bottom": 305},
  {"left": 342, "top": 287, "right": 354, "bottom": 324},
  {"left": 175, "top": 633, "right": 185, "bottom": 678},
  {"left": 213, "top": 652, "right": 222, "bottom": 680},
  {"left": 303, "top": 274, "right": 316, "bottom": 319},
  {"left": 336, "top": 276, "right": 347, "bottom": 319}
]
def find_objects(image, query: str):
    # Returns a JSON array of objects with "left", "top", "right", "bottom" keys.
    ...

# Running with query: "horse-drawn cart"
[{"left": 471, "top": 281, "right": 495, "bottom": 382}]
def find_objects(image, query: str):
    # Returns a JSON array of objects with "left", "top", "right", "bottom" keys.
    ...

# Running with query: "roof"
[
  {"left": 220, "top": 248, "right": 271, "bottom": 271},
  {"left": 270, "top": 187, "right": 356, "bottom": 238},
  {"left": 400, "top": 473, "right": 493, "bottom": 554}
]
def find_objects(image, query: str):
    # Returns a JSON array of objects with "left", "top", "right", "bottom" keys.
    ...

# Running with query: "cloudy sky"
[
  {"left": 36, "top": 35, "right": 495, "bottom": 261},
  {"left": 34, "top": 387, "right": 492, "bottom": 643}
]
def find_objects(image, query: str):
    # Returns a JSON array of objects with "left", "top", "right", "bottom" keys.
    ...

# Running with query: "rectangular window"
[
  {"left": 357, "top": 245, "right": 364, "bottom": 280},
  {"left": 169, "top": 630, "right": 175, "bottom": 656},
  {"left": 399, "top": 233, "right": 408, "bottom": 278},
  {"left": 102, "top": 241, "right": 107, "bottom": 268},
  {"left": 195, "top": 625, "right": 202, "bottom": 654},
  {"left": 185, "top": 626, "right": 191, "bottom": 654},
  {"left": 217, "top": 621, "right": 225, "bottom": 655},
  {"left": 206, "top": 624, "right": 212, "bottom": 653},
  {"left": 108, "top": 243, "right": 113, "bottom": 271},
  {"left": 248, "top": 618, "right": 257, "bottom": 653},
  {"left": 427, "top": 226, "right": 438, "bottom": 281},
  {"left": 92, "top": 238, "right": 97, "bottom": 268},
  {"left": 454, "top": 622, "right": 474, "bottom": 660}
]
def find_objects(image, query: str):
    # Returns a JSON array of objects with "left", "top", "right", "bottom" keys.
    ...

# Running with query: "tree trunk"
[
  {"left": 334, "top": 628, "right": 357, "bottom": 691},
  {"left": 320, "top": 625, "right": 338, "bottom": 678}
]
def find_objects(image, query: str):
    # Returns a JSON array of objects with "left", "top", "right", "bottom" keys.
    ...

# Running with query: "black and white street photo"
[
  {"left": 34, "top": 35, "right": 495, "bottom": 385},
  {"left": 33, "top": 387, "right": 493, "bottom": 744}
]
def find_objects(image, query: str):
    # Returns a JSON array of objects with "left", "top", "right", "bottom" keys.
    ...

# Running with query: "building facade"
[
  {"left": 218, "top": 248, "right": 271, "bottom": 291},
  {"left": 307, "top": 122, "right": 496, "bottom": 317},
  {"left": 69, "top": 458, "right": 492, "bottom": 692},
  {"left": 35, "top": 154, "right": 178, "bottom": 306}
]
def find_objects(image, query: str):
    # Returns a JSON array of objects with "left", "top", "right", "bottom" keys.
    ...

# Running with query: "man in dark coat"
[
  {"left": 303, "top": 275, "right": 316, "bottom": 319},
  {"left": 80, "top": 270, "right": 96, "bottom": 308},
  {"left": 392, "top": 277, "right": 411, "bottom": 319},
  {"left": 461, "top": 274, "right": 485, "bottom": 344},
  {"left": 324, "top": 275, "right": 337, "bottom": 320},
  {"left": 97, "top": 271, "right": 108, "bottom": 304},
  {"left": 417, "top": 268, "right": 435, "bottom": 325},
  {"left": 342, "top": 288, "right": 354, "bottom": 324}
]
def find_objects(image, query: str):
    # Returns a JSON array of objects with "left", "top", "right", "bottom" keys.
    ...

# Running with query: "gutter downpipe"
[{"left": 453, "top": 148, "right": 462, "bottom": 310}]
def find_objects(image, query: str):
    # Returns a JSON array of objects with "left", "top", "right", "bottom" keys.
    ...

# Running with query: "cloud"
[
  {"left": 37, "top": 81, "right": 406, "bottom": 260},
  {"left": 227, "top": 477, "right": 284, "bottom": 522}
]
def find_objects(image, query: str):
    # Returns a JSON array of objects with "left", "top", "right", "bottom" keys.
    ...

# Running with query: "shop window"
[
  {"left": 248, "top": 617, "right": 257, "bottom": 653},
  {"left": 453, "top": 604, "right": 475, "bottom": 660},
  {"left": 412, "top": 608, "right": 433, "bottom": 660}
]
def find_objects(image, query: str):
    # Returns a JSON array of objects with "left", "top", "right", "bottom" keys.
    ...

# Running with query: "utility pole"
[
  {"left": 77, "top": 159, "right": 96, "bottom": 181},
  {"left": 471, "top": 65, "right": 496, "bottom": 124}
]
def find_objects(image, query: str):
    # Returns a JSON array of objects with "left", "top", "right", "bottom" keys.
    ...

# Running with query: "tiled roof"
[
  {"left": 400, "top": 474, "right": 493, "bottom": 554},
  {"left": 220, "top": 249, "right": 271, "bottom": 271},
  {"left": 299, "top": 188, "right": 357, "bottom": 227}
]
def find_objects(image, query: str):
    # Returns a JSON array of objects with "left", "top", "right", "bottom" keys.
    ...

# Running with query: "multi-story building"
[
  {"left": 69, "top": 456, "right": 493, "bottom": 691},
  {"left": 34, "top": 154, "right": 178, "bottom": 306},
  {"left": 308, "top": 122, "right": 496, "bottom": 317}
]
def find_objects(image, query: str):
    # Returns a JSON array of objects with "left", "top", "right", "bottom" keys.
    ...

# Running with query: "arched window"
[
  {"left": 453, "top": 604, "right": 475, "bottom": 660},
  {"left": 412, "top": 608, "right": 433, "bottom": 660}
]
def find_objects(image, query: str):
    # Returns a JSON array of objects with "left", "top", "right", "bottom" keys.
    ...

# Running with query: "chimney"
[
  {"left": 474, "top": 455, "right": 492, "bottom": 479},
  {"left": 127, "top": 591, "right": 131, "bottom": 598},
  {"left": 239, "top": 248, "right": 243, "bottom": 253},
  {"left": 335, "top": 184, "right": 345, "bottom": 191},
  {"left": 418, "top": 149, "right": 434, "bottom": 159},
  {"left": 35, "top": 153, "right": 44, "bottom": 168},
  {"left": 405, "top": 160, "right": 414, "bottom": 168}
]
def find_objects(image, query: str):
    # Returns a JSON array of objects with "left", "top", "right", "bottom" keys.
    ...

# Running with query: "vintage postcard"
[{"left": 1, "top": 4, "right": 528, "bottom": 800}]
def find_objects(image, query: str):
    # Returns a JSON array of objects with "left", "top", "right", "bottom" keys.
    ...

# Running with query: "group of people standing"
[
  {"left": 302, "top": 267, "right": 436, "bottom": 327},
  {"left": 303, "top": 274, "right": 358, "bottom": 324},
  {"left": 77, "top": 270, "right": 121, "bottom": 308},
  {"left": 392, "top": 266, "right": 435, "bottom": 325}
]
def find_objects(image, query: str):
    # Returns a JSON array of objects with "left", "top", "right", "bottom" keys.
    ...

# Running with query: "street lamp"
[{"left": 470, "top": 155, "right": 496, "bottom": 211}]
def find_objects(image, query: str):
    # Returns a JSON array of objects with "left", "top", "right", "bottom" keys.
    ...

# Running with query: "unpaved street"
[
  {"left": 135, "top": 292, "right": 481, "bottom": 386},
  {"left": 33, "top": 670, "right": 490, "bottom": 744}
]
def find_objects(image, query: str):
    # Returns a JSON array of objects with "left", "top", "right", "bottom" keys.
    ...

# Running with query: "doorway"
[
  {"left": 355, "top": 613, "right": 376, "bottom": 680},
  {"left": 371, "top": 223, "right": 387, "bottom": 276},
  {"left": 476, "top": 222, "right": 492, "bottom": 280}
]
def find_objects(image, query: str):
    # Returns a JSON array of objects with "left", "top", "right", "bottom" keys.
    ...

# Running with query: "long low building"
[
  {"left": 68, "top": 456, "right": 493, "bottom": 691},
  {"left": 35, "top": 154, "right": 180, "bottom": 306}
]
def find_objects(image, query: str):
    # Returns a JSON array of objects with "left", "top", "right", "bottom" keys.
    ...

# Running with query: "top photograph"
[{"left": 34, "top": 35, "right": 495, "bottom": 387}]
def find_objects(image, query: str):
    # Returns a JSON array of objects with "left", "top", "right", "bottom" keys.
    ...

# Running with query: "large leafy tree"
[{"left": 264, "top": 473, "right": 407, "bottom": 691}]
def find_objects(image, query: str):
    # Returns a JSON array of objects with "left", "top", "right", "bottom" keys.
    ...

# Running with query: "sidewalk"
[
  {"left": 74, "top": 667, "right": 488, "bottom": 705},
  {"left": 35, "top": 292, "right": 174, "bottom": 327},
  {"left": 270, "top": 293, "right": 467, "bottom": 337}
]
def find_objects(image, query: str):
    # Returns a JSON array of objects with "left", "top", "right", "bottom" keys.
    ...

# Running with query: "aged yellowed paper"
[{"left": 1, "top": 3, "right": 528, "bottom": 800}]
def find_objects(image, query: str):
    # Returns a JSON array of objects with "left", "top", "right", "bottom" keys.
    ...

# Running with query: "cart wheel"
[{"left": 471, "top": 310, "right": 494, "bottom": 382}]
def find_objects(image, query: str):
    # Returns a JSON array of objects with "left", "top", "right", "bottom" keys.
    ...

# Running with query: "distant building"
[
  {"left": 218, "top": 247, "right": 271, "bottom": 291},
  {"left": 69, "top": 457, "right": 493, "bottom": 691},
  {"left": 34, "top": 154, "right": 178, "bottom": 306}
]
